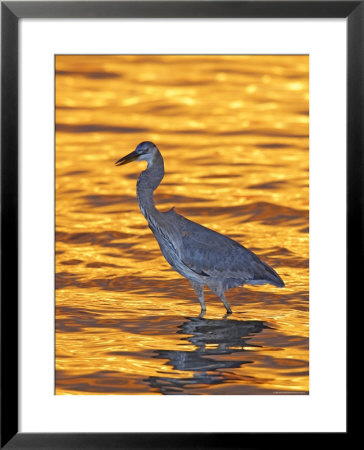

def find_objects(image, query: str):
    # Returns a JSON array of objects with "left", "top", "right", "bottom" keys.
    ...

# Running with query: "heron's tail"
[
  {"left": 271, "top": 274, "right": 285, "bottom": 288},
  {"left": 262, "top": 261, "right": 285, "bottom": 287}
]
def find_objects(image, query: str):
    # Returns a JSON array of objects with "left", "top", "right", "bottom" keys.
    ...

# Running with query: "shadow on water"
[
  {"left": 146, "top": 316, "right": 266, "bottom": 395},
  {"left": 56, "top": 307, "right": 274, "bottom": 394}
]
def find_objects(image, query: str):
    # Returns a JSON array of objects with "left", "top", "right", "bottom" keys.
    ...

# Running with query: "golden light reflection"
[{"left": 56, "top": 55, "right": 309, "bottom": 395}]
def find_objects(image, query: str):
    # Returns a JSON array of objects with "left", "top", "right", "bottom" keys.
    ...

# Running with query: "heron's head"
[{"left": 115, "top": 141, "right": 159, "bottom": 167}]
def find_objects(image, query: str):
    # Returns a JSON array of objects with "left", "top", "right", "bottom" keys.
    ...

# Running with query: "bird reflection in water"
[
  {"left": 115, "top": 141, "right": 284, "bottom": 315},
  {"left": 147, "top": 316, "right": 266, "bottom": 394}
]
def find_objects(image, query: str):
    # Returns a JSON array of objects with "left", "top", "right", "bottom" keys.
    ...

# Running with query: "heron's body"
[{"left": 116, "top": 142, "right": 284, "bottom": 315}]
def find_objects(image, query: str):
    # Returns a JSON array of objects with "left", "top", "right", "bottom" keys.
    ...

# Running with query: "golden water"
[{"left": 55, "top": 55, "right": 309, "bottom": 394}]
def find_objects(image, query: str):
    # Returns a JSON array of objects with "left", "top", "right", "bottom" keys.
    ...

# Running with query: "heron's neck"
[{"left": 136, "top": 151, "right": 164, "bottom": 223}]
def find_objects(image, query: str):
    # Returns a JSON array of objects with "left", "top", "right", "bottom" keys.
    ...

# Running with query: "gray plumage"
[{"left": 115, "top": 141, "right": 284, "bottom": 315}]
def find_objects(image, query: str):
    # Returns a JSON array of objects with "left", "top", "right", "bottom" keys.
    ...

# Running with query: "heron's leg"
[
  {"left": 209, "top": 285, "right": 232, "bottom": 314},
  {"left": 219, "top": 292, "right": 232, "bottom": 314},
  {"left": 190, "top": 281, "right": 205, "bottom": 314}
]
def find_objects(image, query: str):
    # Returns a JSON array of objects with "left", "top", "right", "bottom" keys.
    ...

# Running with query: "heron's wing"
[{"left": 165, "top": 210, "right": 268, "bottom": 281}]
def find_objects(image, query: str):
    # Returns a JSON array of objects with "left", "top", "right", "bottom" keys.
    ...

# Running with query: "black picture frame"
[{"left": 1, "top": 1, "right": 356, "bottom": 448}]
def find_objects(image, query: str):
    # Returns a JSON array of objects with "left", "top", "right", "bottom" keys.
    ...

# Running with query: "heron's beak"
[{"left": 115, "top": 150, "right": 139, "bottom": 166}]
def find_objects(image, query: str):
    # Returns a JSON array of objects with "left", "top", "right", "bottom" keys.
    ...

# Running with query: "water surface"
[{"left": 55, "top": 55, "right": 309, "bottom": 394}]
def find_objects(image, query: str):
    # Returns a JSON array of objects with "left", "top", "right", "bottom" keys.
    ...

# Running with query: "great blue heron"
[{"left": 115, "top": 141, "right": 284, "bottom": 315}]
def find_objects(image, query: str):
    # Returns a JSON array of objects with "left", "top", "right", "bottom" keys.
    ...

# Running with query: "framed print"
[{"left": 1, "top": 0, "right": 357, "bottom": 448}]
